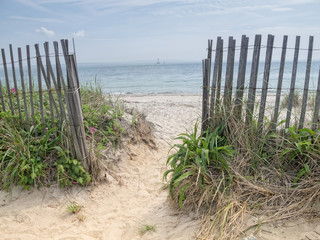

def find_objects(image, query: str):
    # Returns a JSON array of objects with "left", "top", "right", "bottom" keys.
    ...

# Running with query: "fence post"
[
  {"left": 224, "top": 37, "right": 236, "bottom": 108},
  {"left": 44, "top": 42, "right": 55, "bottom": 124},
  {"left": 272, "top": 35, "right": 288, "bottom": 131},
  {"left": 9, "top": 45, "right": 23, "bottom": 121},
  {"left": 299, "top": 36, "right": 314, "bottom": 129},
  {"left": 18, "top": 47, "right": 30, "bottom": 126},
  {"left": 234, "top": 35, "right": 249, "bottom": 119},
  {"left": 210, "top": 37, "right": 223, "bottom": 121},
  {"left": 35, "top": 44, "right": 45, "bottom": 125},
  {"left": 312, "top": 67, "right": 320, "bottom": 130},
  {"left": 1, "top": 49, "right": 15, "bottom": 115},
  {"left": 54, "top": 41, "right": 75, "bottom": 157},
  {"left": 257, "top": 34, "right": 274, "bottom": 131},
  {"left": 246, "top": 35, "right": 262, "bottom": 125},
  {"left": 44, "top": 42, "right": 66, "bottom": 123},
  {"left": 202, "top": 59, "right": 210, "bottom": 132},
  {"left": 60, "top": 39, "right": 90, "bottom": 171},
  {"left": 285, "top": 36, "right": 300, "bottom": 129},
  {"left": 215, "top": 38, "right": 224, "bottom": 116},
  {"left": 0, "top": 77, "right": 5, "bottom": 111},
  {"left": 68, "top": 55, "right": 89, "bottom": 171},
  {"left": 207, "top": 39, "right": 213, "bottom": 59},
  {"left": 26, "top": 45, "right": 35, "bottom": 124}
]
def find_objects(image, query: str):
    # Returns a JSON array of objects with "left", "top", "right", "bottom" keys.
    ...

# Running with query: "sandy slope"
[{"left": 0, "top": 94, "right": 202, "bottom": 240}]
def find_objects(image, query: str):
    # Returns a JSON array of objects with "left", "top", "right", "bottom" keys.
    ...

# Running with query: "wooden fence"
[
  {"left": 0, "top": 40, "right": 90, "bottom": 171},
  {"left": 202, "top": 34, "right": 320, "bottom": 132}
]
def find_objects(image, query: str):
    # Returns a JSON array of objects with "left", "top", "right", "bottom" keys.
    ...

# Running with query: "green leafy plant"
[
  {"left": 55, "top": 146, "right": 91, "bottom": 188},
  {"left": 280, "top": 125, "right": 320, "bottom": 164},
  {"left": 164, "top": 123, "right": 235, "bottom": 208},
  {"left": 276, "top": 124, "right": 320, "bottom": 185}
]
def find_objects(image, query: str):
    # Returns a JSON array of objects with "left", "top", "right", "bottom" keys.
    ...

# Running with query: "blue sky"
[{"left": 1, "top": 0, "right": 320, "bottom": 63}]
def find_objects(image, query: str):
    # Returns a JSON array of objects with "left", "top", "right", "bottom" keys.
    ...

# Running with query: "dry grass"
[{"left": 167, "top": 100, "right": 320, "bottom": 240}]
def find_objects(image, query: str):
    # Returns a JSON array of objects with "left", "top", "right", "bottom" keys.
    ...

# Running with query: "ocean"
[
  {"left": 77, "top": 61, "right": 320, "bottom": 95},
  {"left": 77, "top": 62, "right": 203, "bottom": 94},
  {"left": 0, "top": 60, "right": 319, "bottom": 95}
]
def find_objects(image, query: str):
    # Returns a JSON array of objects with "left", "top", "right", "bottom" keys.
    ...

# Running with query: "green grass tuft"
[
  {"left": 139, "top": 224, "right": 156, "bottom": 235},
  {"left": 67, "top": 201, "right": 83, "bottom": 214}
]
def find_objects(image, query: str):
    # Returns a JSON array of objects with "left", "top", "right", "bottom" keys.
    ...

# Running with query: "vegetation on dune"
[
  {"left": 0, "top": 84, "right": 126, "bottom": 191},
  {"left": 164, "top": 102, "right": 320, "bottom": 240}
]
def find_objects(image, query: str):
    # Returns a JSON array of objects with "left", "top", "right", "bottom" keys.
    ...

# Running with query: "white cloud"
[
  {"left": 73, "top": 30, "right": 85, "bottom": 37},
  {"left": 35, "top": 27, "right": 55, "bottom": 37}
]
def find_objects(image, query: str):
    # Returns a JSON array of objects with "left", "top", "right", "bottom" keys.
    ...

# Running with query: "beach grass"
[{"left": 164, "top": 99, "right": 320, "bottom": 240}]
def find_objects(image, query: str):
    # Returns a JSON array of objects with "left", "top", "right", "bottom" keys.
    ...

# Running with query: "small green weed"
[
  {"left": 139, "top": 224, "right": 156, "bottom": 235},
  {"left": 67, "top": 201, "right": 83, "bottom": 214}
]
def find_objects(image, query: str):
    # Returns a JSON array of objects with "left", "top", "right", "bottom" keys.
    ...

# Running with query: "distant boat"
[{"left": 156, "top": 58, "right": 165, "bottom": 64}]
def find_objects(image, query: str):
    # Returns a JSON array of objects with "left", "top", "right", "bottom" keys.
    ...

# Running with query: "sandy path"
[{"left": 0, "top": 94, "right": 202, "bottom": 240}]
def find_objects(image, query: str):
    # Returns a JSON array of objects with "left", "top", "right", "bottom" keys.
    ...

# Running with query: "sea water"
[
  {"left": 1, "top": 60, "right": 319, "bottom": 95},
  {"left": 77, "top": 61, "right": 320, "bottom": 95},
  {"left": 77, "top": 62, "right": 203, "bottom": 94}
]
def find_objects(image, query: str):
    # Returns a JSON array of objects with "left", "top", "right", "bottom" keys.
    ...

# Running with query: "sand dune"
[{"left": 1, "top": 94, "right": 319, "bottom": 240}]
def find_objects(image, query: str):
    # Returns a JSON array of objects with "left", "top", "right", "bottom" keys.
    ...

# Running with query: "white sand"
[{"left": 1, "top": 94, "right": 319, "bottom": 240}]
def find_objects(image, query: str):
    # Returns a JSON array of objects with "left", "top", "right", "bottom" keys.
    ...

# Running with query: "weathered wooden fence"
[
  {"left": 0, "top": 40, "right": 90, "bottom": 171},
  {"left": 202, "top": 34, "right": 320, "bottom": 132}
]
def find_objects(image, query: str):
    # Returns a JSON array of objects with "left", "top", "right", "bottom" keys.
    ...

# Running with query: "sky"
[{"left": 0, "top": 0, "right": 320, "bottom": 63}]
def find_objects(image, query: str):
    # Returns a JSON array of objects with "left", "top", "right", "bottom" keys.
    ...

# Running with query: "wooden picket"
[{"left": 202, "top": 34, "right": 320, "bottom": 132}]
